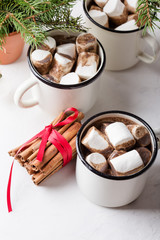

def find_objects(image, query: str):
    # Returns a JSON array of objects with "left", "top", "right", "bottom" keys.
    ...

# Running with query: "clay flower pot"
[{"left": 0, "top": 32, "right": 24, "bottom": 65}]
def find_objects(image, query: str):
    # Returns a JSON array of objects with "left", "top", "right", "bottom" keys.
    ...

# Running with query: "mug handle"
[
  {"left": 137, "top": 32, "right": 160, "bottom": 64},
  {"left": 14, "top": 77, "right": 39, "bottom": 108},
  {"left": 154, "top": 128, "right": 160, "bottom": 149}
]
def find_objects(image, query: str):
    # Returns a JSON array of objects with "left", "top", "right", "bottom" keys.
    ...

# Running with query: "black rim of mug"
[
  {"left": 83, "top": 0, "right": 145, "bottom": 34},
  {"left": 76, "top": 110, "right": 158, "bottom": 181},
  {"left": 27, "top": 36, "right": 106, "bottom": 90}
]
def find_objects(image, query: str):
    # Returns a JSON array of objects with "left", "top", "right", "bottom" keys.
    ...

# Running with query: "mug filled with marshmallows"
[
  {"left": 14, "top": 30, "right": 106, "bottom": 115},
  {"left": 83, "top": 0, "right": 160, "bottom": 70},
  {"left": 76, "top": 111, "right": 160, "bottom": 207}
]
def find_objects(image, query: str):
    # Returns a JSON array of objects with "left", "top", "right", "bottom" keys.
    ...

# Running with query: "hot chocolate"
[
  {"left": 81, "top": 116, "right": 152, "bottom": 177},
  {"left": 88, "top": 0, "right": 140, "bottom": 31},
  {"left": 30, "top": 33, "right": 100, "bottom": 85}
]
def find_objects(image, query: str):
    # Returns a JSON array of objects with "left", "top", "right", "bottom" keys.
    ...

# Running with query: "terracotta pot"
[{"left": 0, "top": 32, "right": 24, "bottom": 65}]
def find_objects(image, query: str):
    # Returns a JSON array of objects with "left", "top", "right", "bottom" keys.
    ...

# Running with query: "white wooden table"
[{"left": 0, "top": 2, "right": 160, "bottom": 240}]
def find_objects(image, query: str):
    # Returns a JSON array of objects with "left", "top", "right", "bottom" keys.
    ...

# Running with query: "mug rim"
[
  {"left": 76, "top": 110, "right": 158, "bottom": 181},
  {"left": 27, "top": 34, "right": 106, "bottom": 90},
  {"left": 83, "top": 0, "right": 144, "bottom": 34}
]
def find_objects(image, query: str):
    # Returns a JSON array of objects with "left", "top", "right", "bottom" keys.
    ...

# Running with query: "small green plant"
[
  {"left": 0, "top": 0, "right": 85, "bottom": 48},
  {"left": 137, "top": 0, "right": 160, "bottom": 33}
]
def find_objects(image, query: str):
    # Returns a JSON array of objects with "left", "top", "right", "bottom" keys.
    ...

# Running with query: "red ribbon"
[{"left": 7, "top": 107, "right": 79, "bottom": 212}]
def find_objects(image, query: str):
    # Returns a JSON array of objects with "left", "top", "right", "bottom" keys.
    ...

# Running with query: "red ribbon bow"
[{"left": 7, "top": 107, "right": 79, "bottom": 213}]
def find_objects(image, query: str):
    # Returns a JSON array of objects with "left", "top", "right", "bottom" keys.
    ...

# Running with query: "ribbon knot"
[
  {"left": 7, "top": 107, "right": 79, "bottom": 212},
  {"left": 45, "top": 124, "right": 53, "bottom": 131}
]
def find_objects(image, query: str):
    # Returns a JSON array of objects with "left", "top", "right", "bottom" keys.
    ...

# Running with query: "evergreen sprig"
[
  {"left": 0, "top": 0, "right": 86, "bottom": 48},
  {"left": 137, "top": 0, "right": 160, "bottom": 33}
]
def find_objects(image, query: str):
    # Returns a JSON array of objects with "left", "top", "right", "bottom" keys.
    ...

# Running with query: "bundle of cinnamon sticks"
[{"left": 9, "top": 110, "right": 84, "bottom": 185}]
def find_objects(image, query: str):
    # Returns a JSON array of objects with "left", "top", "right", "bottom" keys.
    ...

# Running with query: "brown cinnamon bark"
[
  {"left": 17, "top": 140, "right": 41, "bottom": 162},
  {"left": 8, "top": 110, "right": 84, "bottom": 185},
  {"left": 24, "top": 163, "right": 36, "bottom": 175},
  {"left": 30, "top": 122, "right": 81, "bottom": 171},
  {"left": 27, "top": 111, "right": 84, "bottom": 163},
  {"left": 33, "top": 164, "right": 63, "bottom": 185},
  {"left": 32, "top": 135, "right": 77, "bottom": 185},
  {"left": 8, "top": 139, "right": 38, "bottom": 157},
  {"left": 8, "top": 111, "right": 65, "bottom": 163}
]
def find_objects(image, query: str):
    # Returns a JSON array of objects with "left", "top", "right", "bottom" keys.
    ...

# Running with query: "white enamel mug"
[
  {"left": 14, "top": 30, "right": 106, "bottom": 115},
  {"left": 83, "top": 0, "right": 160, "bottom": 71},
  {"left": 76, "top": 111, "right": 160, "bottom": 207}
]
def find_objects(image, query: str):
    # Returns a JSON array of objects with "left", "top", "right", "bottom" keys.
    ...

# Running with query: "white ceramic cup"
[
  {"left": 14, "top": 30, "right": 106, "bottom": 116},
  {"left": 83, "top": 0, "right": 160, "bottom": 71},
  {"left": 76, "top": 111, "right": 160, "bottom": 207}
]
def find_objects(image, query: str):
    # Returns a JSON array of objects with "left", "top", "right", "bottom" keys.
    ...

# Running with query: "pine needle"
[
  {"left": 137, "top": 0, "right": 160, "bottom": 33},
  {"left": 0, "top": 0, "right": 86, "bottom": 48}
]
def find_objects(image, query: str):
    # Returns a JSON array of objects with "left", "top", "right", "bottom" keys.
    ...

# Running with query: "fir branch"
[
  {"left": 23, "top": 0, "right": 35, "bottom": 10},
  {"left": 8, "top": 12, "right": 37, "bottom": 41},
  {"left": 137, "top": 0, "right": 160, "bottom": 33},
  {"left": 0, "top": 0, "right": 86, "bottom": 48}
]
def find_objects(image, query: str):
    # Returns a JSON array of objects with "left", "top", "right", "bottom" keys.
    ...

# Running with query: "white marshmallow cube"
[
  {"left": 75, "top": 52, "right": 99, "bottom": 80},
  {"left": 31, "top": 49, "right": 51, "bottom": 62},
  {"left": 76, "top": 33, "right": 98, "bottom": 54},
  {"left": 128, "top": 124, "right": 151, "bottom": 147},
  {"left": 82, "top": 126, "right": 110, "bottom": 153},
  {"left": 86, "top": 152, "right": 108, "bottom": 173},
  {"left": 57, "top": 43, "right": 76, "bottom": 59},
  {"left": 43, "top": 37, "right": 56, "bottom": 53},
  {"left": 31, "top": 49, "right": 52, "bottom": 75},
  {"left": 109, "top": 150, "right": 144, "bottom": 175},
  {"left": 49, "top": 53, "right": 74, "bottom": 82},
  {"left": 115, "top": 19, "right": 138, "bottom": 31},
  {"left": 60, "top": 72, "right": 81, "bottom": 85},
  {"left": 103, "top": 0, "right": 125, "bottom": 17},
  {"left": 89, "top": 9, "right": 109, "bottom": 27},
  {"left": 125, "top": 0, "right": 138, "bottom": 13},
  {"left": 105, "top": 122, "right": 135, "bottom": 150}
]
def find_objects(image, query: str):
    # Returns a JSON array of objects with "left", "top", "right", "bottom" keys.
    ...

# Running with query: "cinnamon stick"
[
  {"left": 9, "top": 111, "right": 65, "bottom": 163},
  {"left": 30, "top": 122, "right": 81, "bottom": 171},
  {"left": 24, "top": 163, "right": 36, "bottom": 175},
  {"left": 32, "top": 136, "right": 77, "bottom": 185},
  {"left": 8, "top": 139, "right": 37, "bottom": 157},
  {"left": 27, "top": 111, "right": 84, "bottom": 163},
  {"left": 8, "top": 110, "right": 84, "bottom": 185}
]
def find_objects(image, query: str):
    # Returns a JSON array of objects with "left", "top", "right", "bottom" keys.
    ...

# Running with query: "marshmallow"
[
  {"left": 60, "top": 72, "right": 81, "bottom": 85},
  {"left": 75, "top": 52, "right": 99, "bottom": 80},
  {"left": 76, "top": 33, "right": 98, "bottom": 54},
  {"left": 115, "top": 19, "right": 138, "bottom": 31},
  {"left": 109, "top": 150, "right": 144, "bottom": 176},
  {"left": 105, "top": 122, "right": 136, "bottom": 150},
  {"left": 108, "top": 149, "right": 126, "bottom": 161},
  {"left": 124, "top": 0, "right": 138, "bottom": 13},
  {"left": 56, "top": 43, "right": 76, "bottom": 59},
  {"left": 38, "top": 37, "right": 56, "bottom": 54},
  {"left": 127, "top": 124, "right": 151, "bottom": 147},
  {"left": 93, "top": 0, "right": 109, "bottom": 9},
  {"left": 89, "top": 9, "right": 109, "bottom": 28},
  {"left": 86, "top": 152, "right": 108, "bottom": 173},
  {"left": 49, "top": 53, "right": 74, "bottom": 82},
  {"left": 103, "top": 0, "right": 125, "bottom": 17},
  {"left": 31, "top": 49, "right": 53, "bottom": 75},
  {"left": 103, "top": 0, "right": 128, "bottom": 26},
  {"left": 136, "top": 147, "right": 152, "bottom": 165},
  {"left": 81, "top": 126, "right": 113, "bottom": 156}
]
